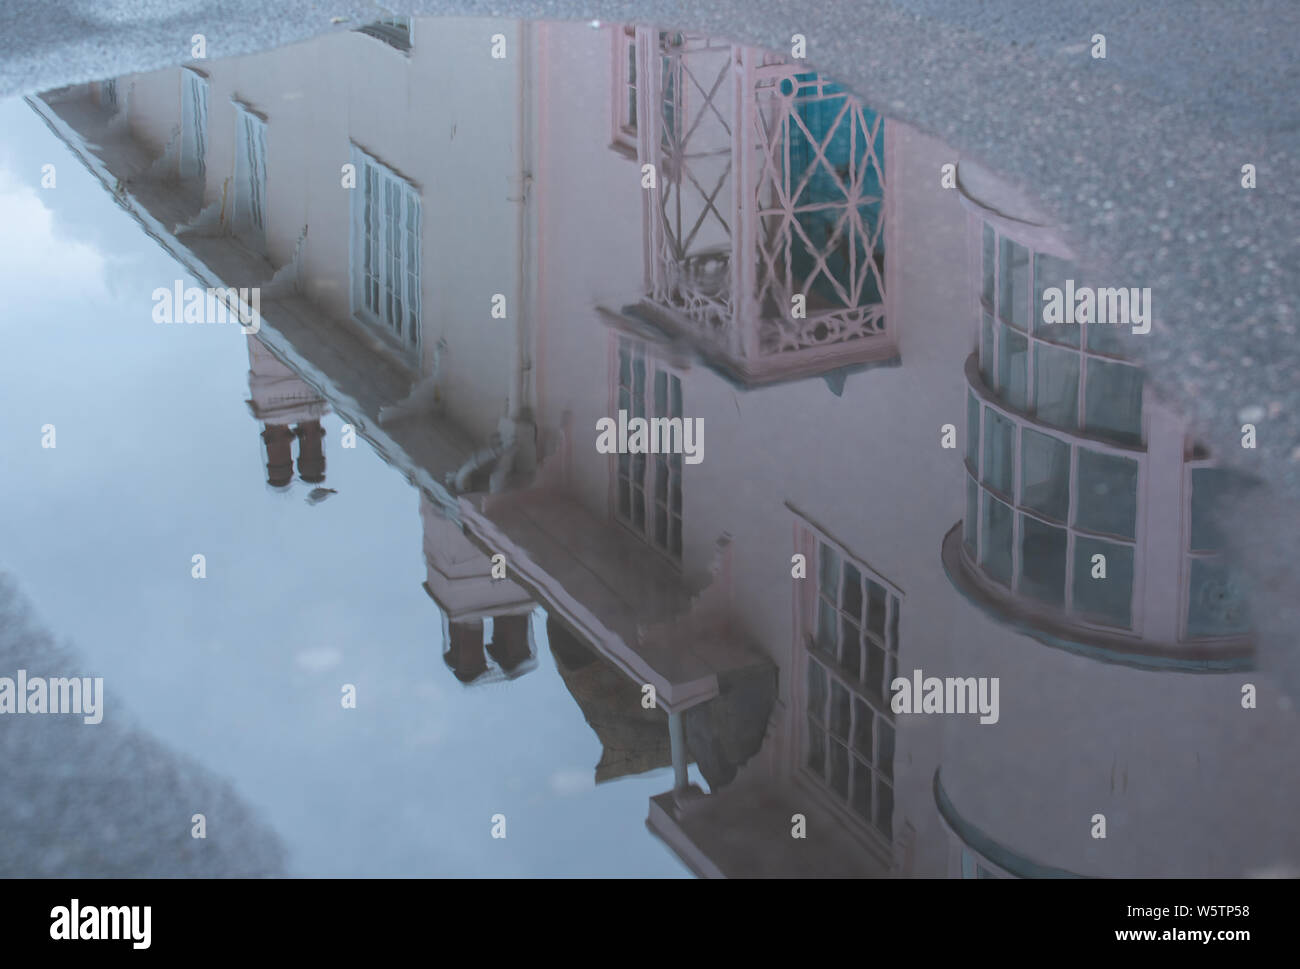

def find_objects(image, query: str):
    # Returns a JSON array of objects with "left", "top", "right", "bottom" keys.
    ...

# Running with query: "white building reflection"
[{"left": 29, "top": 16, "right": 1299, "bottom": 878}]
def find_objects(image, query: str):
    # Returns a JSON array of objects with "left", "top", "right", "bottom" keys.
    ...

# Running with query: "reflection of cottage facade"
[{"left": 30, "top": 16, "right": 1300, "bottom": 878}]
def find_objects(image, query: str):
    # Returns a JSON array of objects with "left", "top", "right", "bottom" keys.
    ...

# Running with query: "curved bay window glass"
[
  {"left": 978, "top": 222, "right": 1144, "bottom": 448},
  {"left": 1184, "top": 466, "right": 1253, "bottom": 640},
  {"left": 964, "top": 375, "right": 1139, "bottom": 630}
]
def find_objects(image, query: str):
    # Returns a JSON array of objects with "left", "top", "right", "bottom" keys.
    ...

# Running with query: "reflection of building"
[
  {"left": 245, "top": 335, "right": 329, "bottom": 488},
  {"left": 32, "top": 16, "right": 1300, "bottom": 879},
  {"left": 936, "top": 162, "right": 1266, "bottom": 880},
  {"left": 419, "top": 492, "right": 538, "bottom": 685},
  {"left": 615, "top": 29, "right": 896, "bottom": 386}
]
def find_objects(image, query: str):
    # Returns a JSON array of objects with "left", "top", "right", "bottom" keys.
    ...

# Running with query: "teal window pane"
[
  {"left": 1019, "top": 514, "right": 1067, "bottom": 607},
  {"left": 998, "top": 322, "right": 1028, "bottom": 410},
  {"left": 1187, "top": 559, "right": 1250, "bottom": 638},
  {"left": 982, "top": 224, "right": 995, "bottom": 309},
  {"left": 1033, "top": 342, "right": 1080, "bottom": 429},
  {"left": 1085, "top": 359, "right": 1144, "bottom": 445},
  {"left": 998, "top": 237, "right": 1029, "bottom": 329},
  {"left": 1189, "top": 467, "right": 1234, "bottom": 552},
  {"left": 980, "top": 492, "right": 1013, "bottom": 586},
  {"left": 1021, "top": 428, "right": 1070, "bottom": 521},
  {"left": 980, "top": 313, "right": 995, "bottom": 387},
  {"left": 982, "top": 408, "right": 1015, "bottom": 496},
  {"left": 1076, "top": 448, "right": 1138, "bottom": 539},
  {"left": 1072, "top": 537, "right": 1134, "bottom": 627},
  {"left": 1033, "top": 252, "right": 1079, "bottom": 347},
  {"left": 964, "top": 474, "right": 979, "bottom": 556},
  {"left": 966, "top": 391, "right": 980, "bottom": 468}
]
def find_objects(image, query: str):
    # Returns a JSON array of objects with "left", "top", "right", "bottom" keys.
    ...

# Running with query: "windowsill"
[
  {"left": 940, "top": 522, "right": 1253, "bottom": 671},
  {"left": 607, "top": 140, "right": 638, "bottom": 160},
  {"left": 349, "top": 311, "right": 422, "bottom": 378}
]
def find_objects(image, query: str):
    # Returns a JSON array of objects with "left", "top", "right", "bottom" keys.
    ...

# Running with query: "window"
[
  {"left": 610, "top": 26, "right": 637, "bottom": 153},
  {"left": 1184, "top": 466, "right": 1251, "bottom": 640},
  {"left": 181, "top": 69, "right": 208, "bottom": 181},
  {"left": 614, "top": 337, "right": 683, "bottom": 560},
  {"left": 805, "top": 538, "right": 899, "bottom": 841},
  {"left": 232, "top": 102, "right": 268, "bottom": 250},
  {"left": 350, "top": 145, "right": 422, "bottom": 351},
  {"left": 978, "top": 222, "right": 1144, "bottom": 447},
  {"left": 963, "top": 389, "right": 1139, "bottom": 629},
  {"left": 358, "top": 13, "right": 412, "bottom": 51}
]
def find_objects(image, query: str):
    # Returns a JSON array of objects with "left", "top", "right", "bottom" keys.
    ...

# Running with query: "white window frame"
[
  {"left": 977, "top": 219, "right": 1146, "bottom": 449},
  {"left": 610, "top": 336, "right": 683, "bottom": 563},
  {"left": 348, "top": 143, "right": 423, "bottom": 355},
  {"left": 1180, "top": 460, "right": 1251, "bottom": 643},
  {"left": 608, "top": 25, "right": 638, "bottom": 156},
  {"left": 794, "top": 520, "right": 902, "bottom": 847},
  {"left": 181, "top": 68, "right": 209, "bottom": 181},
  {"left": 231, "top": 100, "right": 268, "bottom": 251}
]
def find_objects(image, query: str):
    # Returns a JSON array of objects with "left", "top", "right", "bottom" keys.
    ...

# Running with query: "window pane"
[
  {"left": 1187, "top": 559, "right": 1250, "bottom": 638},
  {"left": 1072, "top": 537, "right": 1134, "bottom": 627},
  {"left": 980, "top": 492, "right": 1014, "bottom": 586},
  {"left": 816, "top": 599, "right": 837, "bottom": 653},
  {"left": 828, "top": 740, "right": 849, "bottom": 799},
  {"left": 964, "top": 474, "right": 979, "bottom": 555},
  {"left": 1075, "top": 449, "right": 1138, "bottom": 539},
  {"left": 981, "top": 224, "right": 995, "bottom": 308},
  {"left": 866, "top": 580, "right": 886, "bottom": 638},
  {"left": 807, "top": 659, "right": 828, "bottom": 720},
  {"left": 1033, "top": 252, "right": 1079, "bottom": 346},
  {"left": 997, "top": 323, "right": 1028, "bottom": 410},
  {"left": 966, "top": 392, "right": 980, "bottom": 468},
  {"left": 830, "top": 679, "right": 851, "bottom": 740},
  {"left": 1085, "top": 360, "right": 1144, "bottom": 445},
  {"left": 842, "top": 562, "right": 863, "bottom": 621},
  {"left": 982, "top": 408, "right": 1015, "bottom": 496},
  {"left": 1033, "top": 342, "right": 1080, "bottom": 429},
  {"left": 852, "top": 760, "right": 872, "bottom": 821},
  {"left": 877, "top": 719, "right": 894, "bottom": 777},
  {"left": 1021, "top": 428, "right": 1070, "bottom": 521},
  {"left": 998, "top": 237, "right": 1029, "bottom": 329},
  {"left": 1019, "top": 514, "right": 1067, "bottom": 607},
  {"left": 841, "top": 616, "right": 861, "bottom": 678},
  {"left": 1189, "top": 468, "right": 1234, "bottom": 552},
  {"left": 980, "top": 313, "right": 995, "bottom": 387},
  {"left": 818, "top": 542, "right": 839, "bottom": 599},
  {"left": 852, "top": 700, "right": 874, "bottom": 756},
  {"left": 1086, "top": 316, "right": 1129, "bottom": 356},
  {"left": 876, "top": 779, "right": 894, "bottom": 838}
]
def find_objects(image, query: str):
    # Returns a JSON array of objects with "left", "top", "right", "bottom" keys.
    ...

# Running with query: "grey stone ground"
[
  {"left": 0, "top": 575, "right": 287, "bottom": 875},
  {"left": 1, "top": 1, "right": 1297, "bottom": 679}
]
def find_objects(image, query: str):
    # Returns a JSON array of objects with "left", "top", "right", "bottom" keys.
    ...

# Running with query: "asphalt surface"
[{"left": 1, "top": 0, "right": 1297, "bottom": 680}]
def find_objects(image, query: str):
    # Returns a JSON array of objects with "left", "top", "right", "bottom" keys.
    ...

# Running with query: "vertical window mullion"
[{"left": 1065, "top": 444, "right": 1079, "bottom": 612}]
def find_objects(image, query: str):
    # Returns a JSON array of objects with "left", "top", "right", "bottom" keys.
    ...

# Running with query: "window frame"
[
  {"left": 348, "top": 142, "right": 423, "bottom": 358},
  {"left": 608, "top": 335, "right": 684, "bottom": 565},
  {"left": 231, "top": 99, "right": 268, "bottom": 252},
  {"left": 180, "top": 67, "right": 209, "bottom": 182},
  {"left": 608, "top": 25, "right": 638, "bottom": 156},
  {"left": 977, "top": 220, "right": 1147, "bottom": 449},
  {"left": 793, "top": 518, "right": 903, "bottom": 849}
]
